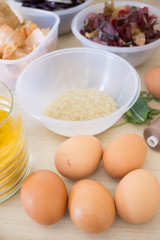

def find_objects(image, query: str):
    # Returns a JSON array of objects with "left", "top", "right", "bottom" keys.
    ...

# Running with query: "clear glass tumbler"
[{"left": 0, "top": 82, "right": 31, "bottom": 202}]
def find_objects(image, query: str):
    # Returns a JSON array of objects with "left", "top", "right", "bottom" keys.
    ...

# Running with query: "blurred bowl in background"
[
  {"left": 16, "top": 47, "right": 141, "bottom": 137},
  {"left": 9, "top": 0, "right": 93, "bottom": 35}
]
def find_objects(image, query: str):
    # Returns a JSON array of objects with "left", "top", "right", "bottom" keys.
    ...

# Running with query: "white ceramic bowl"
[
  {"left": 72, "top": 1, "right": 160, "bottom": 67},
  {"left": 9, "top": 0, "right": 93, "bottom": 35},
  {"left": 16, "top": 47, "right": 141, "bottom": 137},
  {"left": 1, "top": 6, "right": 60, "bottom": 91}
]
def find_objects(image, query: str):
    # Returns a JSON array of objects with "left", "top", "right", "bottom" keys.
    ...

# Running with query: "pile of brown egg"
[{"left": 21, "top": 133, "right": 160, "bottom": 234}]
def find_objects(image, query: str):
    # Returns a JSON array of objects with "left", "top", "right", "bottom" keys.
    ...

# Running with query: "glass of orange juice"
[{"left": 0, "top": 82, "right": 31, "bottom": 202}]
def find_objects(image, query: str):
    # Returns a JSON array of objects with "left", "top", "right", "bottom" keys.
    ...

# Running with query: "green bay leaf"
[{"left": 125, "top": 97, "right": 150, "bottom": 123}]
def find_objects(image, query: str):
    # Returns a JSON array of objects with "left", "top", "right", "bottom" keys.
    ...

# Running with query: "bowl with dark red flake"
[{"left": 71, "top": 1, "right": 160, "bottom": 67}]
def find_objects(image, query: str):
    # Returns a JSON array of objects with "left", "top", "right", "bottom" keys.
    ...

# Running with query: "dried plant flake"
[
  {"left": 85, "top": 30, "right": 99, "bottom": 39},
  {"left": 110, "top": 6, "right": 125, "bottom": 21},
  {"left": 104, "top": 0, "right": 115, "bottom": 16},
  {"left": 132, "top": 28, "right": 146, "bottom": 46}
]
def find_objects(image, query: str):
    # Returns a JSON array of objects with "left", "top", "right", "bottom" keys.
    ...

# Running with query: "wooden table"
[{"left": 1, "top": 0, "right": 160, "bottom": 239}]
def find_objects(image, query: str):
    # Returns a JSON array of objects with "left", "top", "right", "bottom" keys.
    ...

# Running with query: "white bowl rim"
[
  {"left": 0, "top": 6, "right": 60, "bottom": 64},
  {"left": 16, "top": 47, "right": 141, "bottom": 127},
  {"left": 71, "top": 1, "right": 160, "bottom": 53},
  {"left": 9, "top": 0, "right": 93, "bottom": 16}
]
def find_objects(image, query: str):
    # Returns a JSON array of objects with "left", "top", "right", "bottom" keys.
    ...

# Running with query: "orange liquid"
[{"left": 0, "top": 98, "right": 31, "bottom": 202}]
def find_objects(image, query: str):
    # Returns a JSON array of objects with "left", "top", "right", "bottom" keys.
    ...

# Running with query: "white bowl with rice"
[{"left": 15, "top": 47, "right": 141, "bottom": 137}]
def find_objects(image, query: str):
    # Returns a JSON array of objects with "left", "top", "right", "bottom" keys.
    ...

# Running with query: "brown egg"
[
  {"left": 21, "top": 170, "right": 68, "bottom": 225},
  {"left": 115, "top": 169, "right": 160, "bottom": 224},
  {"left": 55, "top": 135, "right": 103, "bottom": 180},
  {"left": 68, "top": 179, "right": 115, "bottom": 233},
  {"left": 145, "top": 66, "right": 160, "bottom": 99},
  {"left": 102, "top": 134, "right": 147, "bottom": 178}
]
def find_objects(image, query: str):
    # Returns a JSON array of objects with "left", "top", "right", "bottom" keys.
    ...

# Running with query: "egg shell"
[
  {"left": 55, "top": 135, "right": 103, "bottom": 180},
  {"left": 115, "top": 169, "right": 160, "bottom": 224},
  {"left": 145, "top": 66, "right": 160, "bottom": 99},
  {"left": 21, "top": 170, "right": 68, "bottom": 225},
  {"left": 68, "top": 179, "right": 115, "bottom": 234},
  {"left": 102, "top": 134, "right": 147, "bottom": 178}
]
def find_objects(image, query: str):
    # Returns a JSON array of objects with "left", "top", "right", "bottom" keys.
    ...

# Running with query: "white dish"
[
  {"left": 1, "top": 6, "right": 60, "bottom": 91},
  {"left": 16, "top": 47, "right": 141, "bottom": 137},
  {"left": 71, "top": 1, "right": 160, "bottom": 67}
]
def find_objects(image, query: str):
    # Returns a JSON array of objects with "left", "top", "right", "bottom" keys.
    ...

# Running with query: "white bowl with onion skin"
[{"left": 0, "top": 6, "right": 60, "bottom": 91}]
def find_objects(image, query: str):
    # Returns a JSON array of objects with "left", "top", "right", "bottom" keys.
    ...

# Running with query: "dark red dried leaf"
[{"left": 81, "top": 2, "right": 160, "bottom": 47}]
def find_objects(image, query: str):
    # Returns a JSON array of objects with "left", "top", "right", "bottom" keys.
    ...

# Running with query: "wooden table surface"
[{"left": 1, "top": 0, "right": 160, "bottom": 239}]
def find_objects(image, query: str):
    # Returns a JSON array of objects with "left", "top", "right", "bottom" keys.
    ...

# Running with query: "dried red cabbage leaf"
[{"left": 80, "top": 2, "right": 160, "bottom": 47}]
